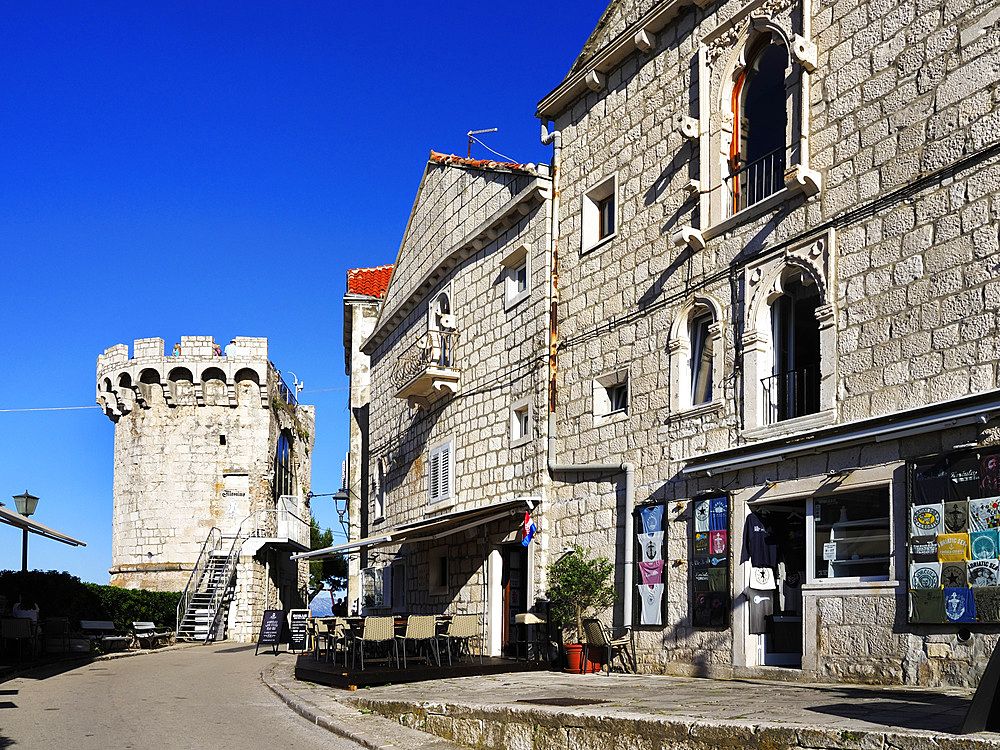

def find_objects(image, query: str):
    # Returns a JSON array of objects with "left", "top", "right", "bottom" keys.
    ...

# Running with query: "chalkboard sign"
[
  {"left": 288, "top": 609, "right": 310, "bottom": 653},
  {"left": 255, "top": 609, "right": 283, "bottom": 655}
]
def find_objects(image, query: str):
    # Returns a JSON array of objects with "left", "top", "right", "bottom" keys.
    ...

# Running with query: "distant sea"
[{"left": 309, "top": 591, "right": 334, "bottom": 617}]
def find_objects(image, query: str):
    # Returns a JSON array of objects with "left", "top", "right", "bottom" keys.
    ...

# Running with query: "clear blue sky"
[{"left": 0, "top": 1, "right": 609, "bottom": 583}]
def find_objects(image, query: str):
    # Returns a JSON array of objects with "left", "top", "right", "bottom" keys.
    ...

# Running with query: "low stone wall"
[{"left": 348, "top": 697, "right": 1000, "bottom": 750}]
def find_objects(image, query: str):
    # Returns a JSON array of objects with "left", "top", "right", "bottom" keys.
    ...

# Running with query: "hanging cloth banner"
[{"left": 521, "top": 512, "right": 537, "bottom": 547}]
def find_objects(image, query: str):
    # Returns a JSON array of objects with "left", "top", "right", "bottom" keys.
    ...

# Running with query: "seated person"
[{"left": 12, "top": 593, "right": 39, "bottom": 625}]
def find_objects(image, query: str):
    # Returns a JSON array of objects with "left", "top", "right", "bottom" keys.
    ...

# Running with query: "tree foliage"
[
  {"left": 546, "top": 544, "right": 616, "bottom": 641},
  {"left": 309, "top": 518, "right": 347, "bottom": 595}
]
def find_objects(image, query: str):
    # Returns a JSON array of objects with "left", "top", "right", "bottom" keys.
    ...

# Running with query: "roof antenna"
[{"left": 468, "top": 128, "right": 498, "bottom": 158}]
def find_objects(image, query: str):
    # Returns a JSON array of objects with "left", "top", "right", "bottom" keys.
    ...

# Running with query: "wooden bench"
[
  {"left": 131, "top": 621, "right": 173, "bottom": 649},
  {"left": 79, "top": 620, "right": 131, "bottom": 652}
]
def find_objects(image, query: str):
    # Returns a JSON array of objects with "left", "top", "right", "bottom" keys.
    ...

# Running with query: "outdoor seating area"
[{"left": 297, "top": 613, "right": 549, "bottom": 690}]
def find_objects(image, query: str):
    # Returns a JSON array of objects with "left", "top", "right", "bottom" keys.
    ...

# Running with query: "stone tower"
[{"left": 96, "top": 335, "right": 314, "bottom": 641}]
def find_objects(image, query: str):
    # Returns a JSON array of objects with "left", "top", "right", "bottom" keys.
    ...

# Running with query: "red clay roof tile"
[
  {"left": 347, "top": 265, "right": 393, "bottom": 299},
  {"left": 428, "top": 150, "right": 536, "bottom": 174}
]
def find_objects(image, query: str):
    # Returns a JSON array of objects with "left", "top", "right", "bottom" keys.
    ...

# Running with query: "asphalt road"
[{"left": 0, "top": 644, "right": 364, "bottom": 749}]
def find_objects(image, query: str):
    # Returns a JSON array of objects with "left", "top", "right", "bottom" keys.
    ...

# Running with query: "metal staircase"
[{"left": 175, "top": 505, "right": 310, "bottom": 642}]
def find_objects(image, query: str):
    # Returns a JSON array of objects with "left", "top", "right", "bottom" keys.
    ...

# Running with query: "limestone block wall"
[
  {"left": 366, "top": 165, "right": 552, "bottom": 617},
  {"left": 536, "top": 0, "right": 1000, "bottom": 686}
]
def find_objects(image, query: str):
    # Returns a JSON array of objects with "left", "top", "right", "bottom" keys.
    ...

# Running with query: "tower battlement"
[{"left": 96, "top": 336, "right": 274, "bottom": 419}]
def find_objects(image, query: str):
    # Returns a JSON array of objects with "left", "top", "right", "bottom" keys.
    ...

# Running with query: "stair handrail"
[
  {"left": 176, "top": 527, "right": 222, "bottom": 633},
  {"left": 195, "top": 506, "right": 312, "bottom": 642}
]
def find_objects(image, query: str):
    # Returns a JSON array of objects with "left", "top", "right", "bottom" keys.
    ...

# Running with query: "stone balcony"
[{"left": 393, "top": 330, "right": 460, "bottom": 409}]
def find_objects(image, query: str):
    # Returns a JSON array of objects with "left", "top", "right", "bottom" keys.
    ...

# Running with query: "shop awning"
[
  {"left": 292, "top": 497, "right": 534, "bottom": 561},
  {"left": 0, "top": 505, "right": 86, "bottom": 547}
]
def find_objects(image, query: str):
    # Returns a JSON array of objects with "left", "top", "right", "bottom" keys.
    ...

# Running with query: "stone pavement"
[{"left": 263, "top": 658, "right": 1000, "bottom": 750}]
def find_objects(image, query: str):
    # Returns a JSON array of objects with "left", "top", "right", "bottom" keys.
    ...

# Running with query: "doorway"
[
  {"left": 500, "top": 544, "right": 528, "bottom": 657},
  {"left": 745, "top": 500, "right": 806, "bottom": 667}
]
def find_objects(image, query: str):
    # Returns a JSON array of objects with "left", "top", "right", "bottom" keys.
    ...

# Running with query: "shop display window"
[
  {"left": 690, "top": 494, "right": 730, "bottom": 629},
  {"left": 811, "top": 490, "right": 890, "bottom": 582}
]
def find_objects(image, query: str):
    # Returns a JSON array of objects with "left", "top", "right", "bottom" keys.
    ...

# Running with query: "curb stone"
[{"left": 261, "top": 661, "right": 471, "bottom": 750}]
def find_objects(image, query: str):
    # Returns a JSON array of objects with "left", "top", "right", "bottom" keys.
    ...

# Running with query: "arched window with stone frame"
[
  {"left": 695, "top": 8, "right": 821, "bottom": 235},
  {"left": 742, "top": 233, "right": 836, "bottom": 433},
  {"left": 669, "top": 296, "right": 725, "bottom": 414}
]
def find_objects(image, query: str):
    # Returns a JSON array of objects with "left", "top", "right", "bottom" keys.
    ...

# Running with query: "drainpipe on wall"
[{"left": 541, "top": 120, "right": 636, "bottom": 628}]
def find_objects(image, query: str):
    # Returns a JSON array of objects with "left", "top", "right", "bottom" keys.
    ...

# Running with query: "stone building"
[
  {"left": 96, "top": 335, "right": 314, "bottom": 642},
  {"left": 342, "top": 265, "right": 393, "bottom": 612},
  {"left": 309, "top": 152, "right": 553, "bottom": 655},
  {"left": 323, "top": 0, "right": 1000, "bottom": 688},
  {"left": 534, "top": 0, "right": 1000, "bottom": 688}
]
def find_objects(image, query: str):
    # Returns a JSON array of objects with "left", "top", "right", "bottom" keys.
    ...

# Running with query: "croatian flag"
[{"left": 521, "top": 511, "right": 537, "bottom": 547}]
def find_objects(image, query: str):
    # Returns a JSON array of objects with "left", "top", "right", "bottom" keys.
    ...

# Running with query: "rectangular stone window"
[
  {"left": 428, "top": 439, "right": 453, "bottom": 504},
  {"left": 510, "top": 397, "right": 532, "bottom": 446},
  {"left": 594, "top": 370, "right": 629, "bottom": 422},
  {"left": 582, "top": 175, "right": 617, "bottom": 253},
  {"left": 502, "top": 244, "right": 531, "bottom": 310}
]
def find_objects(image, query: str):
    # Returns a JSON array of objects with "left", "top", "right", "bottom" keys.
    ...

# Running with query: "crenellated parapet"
[{"left": 96, "top": 336, "right": 272, "bottom": 420}]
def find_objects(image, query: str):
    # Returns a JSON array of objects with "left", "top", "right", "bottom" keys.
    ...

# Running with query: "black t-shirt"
[{"left": 741, "top": 511, "right": 778, "bottom": 568}]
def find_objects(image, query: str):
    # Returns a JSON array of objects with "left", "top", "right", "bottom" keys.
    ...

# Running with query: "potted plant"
[{"left": 546, "top": 544, "right": 616, "bottom": 673}]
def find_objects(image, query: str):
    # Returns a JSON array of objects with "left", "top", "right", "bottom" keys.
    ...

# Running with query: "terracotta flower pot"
[{"left": 563, "top": 643, "right": 603, "bottom": 674}]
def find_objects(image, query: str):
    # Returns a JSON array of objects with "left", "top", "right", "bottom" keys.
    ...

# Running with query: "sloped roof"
[
  {"left": 347, "top": 265, "right": 393, "bottom": 299},
  {"left": 428, "top": 151, "right": 539, "bottom": 176},
  {"left": 537, "top": 0, "right": 696, "bottom": 120}
]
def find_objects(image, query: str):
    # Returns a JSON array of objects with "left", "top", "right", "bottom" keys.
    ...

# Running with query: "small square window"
[
  {"left": 502, "top": 244, "right": 531, "bottom": 310},
  {"left": 582, "top": 175, "right": 617, "bottom": 253},
  {"left": 510, "top": 398, "right": 532, "bottom": 445},
  {"left": 594, "top": 370, "right": 629, "bottom": 421}
]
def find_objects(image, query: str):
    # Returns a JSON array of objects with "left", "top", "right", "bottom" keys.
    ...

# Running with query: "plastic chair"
[
  {"left": 353, "top": 616, "right": 399, "bottom": 671},
  {"left": 441, "top": 614, "right": 482, "bottom": 665},
  {"left": 395, "top": 615, "right": 440, "bottom": 668},
  {"left": 581, "top": 618, "right": 635, "bottom": 675}
]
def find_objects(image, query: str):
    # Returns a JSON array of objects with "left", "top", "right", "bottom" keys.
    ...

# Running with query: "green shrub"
[{"left": 0, "top": 570, "right": 180, "bottom": 631}]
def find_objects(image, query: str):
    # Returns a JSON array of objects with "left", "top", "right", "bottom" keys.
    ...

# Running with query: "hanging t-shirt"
[
  {"left": 910, "top": 588, "right": 945, "bottom": 623},
  {"left": 781, "top": 570, "right": 803, "bottom": 614},
  {"left": 937, "top": 533, "right": 970, "bottom": 562},
  {"left": 637, "top": 531, "right": 664, "bottom": 563},
  {"left": 969, "top": 559, "right": 1000, "bottom": 587},
  {"left": 944, "top": 587, "right": 977, "bottom": 623},
  {"left": 708, "top": 568, "right": 727, "bottom": 592},
  {"left": 693, "top": 569, "right": 711, "bottom": 592},
  {"left": 638, "top": 560, "right": 664, "bottom": 584},
  {"left": 639, "top": 504, "right": 664, "bottom": 534},
  {"left": 975, "top": 587, "right": 1000, "bottom": 621},
  {"left": 945, "top": 500, "right": 970, "bottom": 534},
  {"left": 638, "top": 583, "right": 663, "bottom": 626},
  {"left": 749, "top": 566, "right": 776, "bottom": 590},
  {"left": 693, "top": 499, "right": 710, "bottom": 533},
  {"left": 970, "top": 497, "right": 1000, "bottom": 531},
  {"left": 694, "top": 532, "right": 709, "bottom": 555},
  {"left": 746, "top": 588, "right": 774, "bottom": 634},
  {"left": 971, "top": 530, "right": 999, "bottom": 560},
  {"left": 708, "top": 496, "right": 728, "bottom": 531},
  {"left": 911, "top": 503, "right": 945, "bottom": 536},
  {"left": 709, "top": 593, "right": 729, "bottom": 627},
  {"left": 909, "top": 561, "right": 942, "bottom": 589},
  {"left": 941, "top": 562, "right": 968, "bottom": 588},
  {"left": 910, "top": 536, "right": 939, "bottom": 562},
  {"left": 741, "top": 511, "right": 778, "bottom": 568},
  {"left": 709, "top": 530, "right": 728, "bottom": 555}
]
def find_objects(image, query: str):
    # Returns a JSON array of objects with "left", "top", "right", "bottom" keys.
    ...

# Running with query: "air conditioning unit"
[{"left": 439, "top": 314, "right": 457, "bottom": 330}]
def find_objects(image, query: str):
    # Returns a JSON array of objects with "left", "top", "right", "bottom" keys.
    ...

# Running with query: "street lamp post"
[{"left": 12, "top": 491, "right": 39, "bottom": 572}]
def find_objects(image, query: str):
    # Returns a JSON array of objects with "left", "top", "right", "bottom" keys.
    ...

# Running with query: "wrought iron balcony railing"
[
  {"left": 761, "top": 365, "right": 819, "bottom": 426},
  {"left": 725, "top": 146, "right": 787, "bottom": 216},
  {"left": 393, "top": 330, "right": 461, "bottom": 406}
]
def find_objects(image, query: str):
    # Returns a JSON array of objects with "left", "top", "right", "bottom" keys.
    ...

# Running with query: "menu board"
[
  {"left": 288, "top": 609, "right": 310, "bottom": 653},
  {"left": 691, "top": 495, "right": 730, "bottom": 629},
  {"left": 255, "top": 609, "right": 284, "bottom": 655},
  {"left": 909, "top": 450, "right": 1000, "bottom": 624}
]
